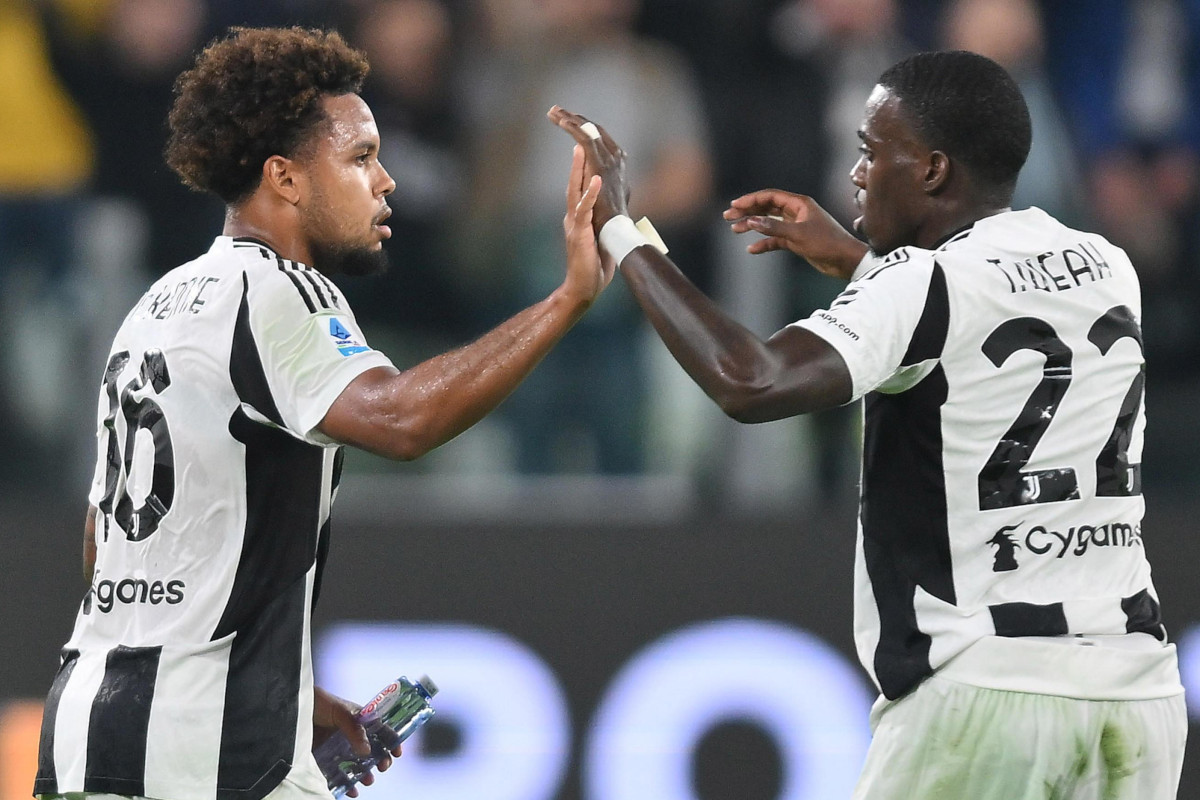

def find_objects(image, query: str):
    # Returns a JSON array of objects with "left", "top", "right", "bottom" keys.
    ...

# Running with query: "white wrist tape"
[
  {"left": 634, "top": 217, "right": 669, "bottom": 254},
  {"left": 598, "top": 215, "right": 669, "bottom": 266}
]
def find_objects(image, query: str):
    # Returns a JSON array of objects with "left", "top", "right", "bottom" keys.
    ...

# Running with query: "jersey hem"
[{"left": 936, "top": 634, "right": 1182, "bottom": 701}]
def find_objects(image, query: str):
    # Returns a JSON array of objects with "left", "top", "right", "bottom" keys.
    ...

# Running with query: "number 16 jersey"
[
  {"left": 36, "top": 236, "right": 394, "bottom": 800},
  {"left": 794, "top": 207, "right": 1174, "bottom": 702}
]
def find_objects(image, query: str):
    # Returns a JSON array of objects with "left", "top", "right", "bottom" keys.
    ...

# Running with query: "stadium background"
[{"left": 4, "top": 0, "right": 1200, "bottom": 798}]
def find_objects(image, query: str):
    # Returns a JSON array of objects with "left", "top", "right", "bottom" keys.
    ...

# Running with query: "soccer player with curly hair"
[{"left": 35, "top": 26, "right": 610, "bottom": 800}]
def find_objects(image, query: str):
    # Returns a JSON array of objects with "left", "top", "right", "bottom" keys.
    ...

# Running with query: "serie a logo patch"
[{"left": 328, "top": 317, "right": 369, "bottom": 357}]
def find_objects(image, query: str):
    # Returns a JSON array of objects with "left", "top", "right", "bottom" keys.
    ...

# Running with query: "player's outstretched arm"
[
  {"left": 724, "top": 190, "right": 869, "bottom": 280},
  {"left": 317, "top": 151, "right": 607, "bottom": 460},
  {"left": 548, "top": 106, "right": 852, "bottom": 422}
]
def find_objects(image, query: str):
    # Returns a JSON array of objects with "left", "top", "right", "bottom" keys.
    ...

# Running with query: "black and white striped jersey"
[
  {"left": 795, "top": 207, "right": 1167, "bottom": 701},
  {"left": 35, "top": 236, "right": 393, "bottom": 800}
]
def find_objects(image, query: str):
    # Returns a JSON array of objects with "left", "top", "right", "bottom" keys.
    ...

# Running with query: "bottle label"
[{"left": 360, "top": 680, "right": 402, "bottom": 720}]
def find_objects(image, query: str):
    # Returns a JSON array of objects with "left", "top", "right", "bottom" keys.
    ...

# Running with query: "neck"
[{"left": 223, "top": 197, "right": 311, "bottom": 264}]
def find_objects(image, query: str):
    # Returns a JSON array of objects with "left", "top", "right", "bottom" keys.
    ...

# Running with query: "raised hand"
[
  {"left": 724, "top": 189, "right": 869, "bottom": 281},
  {"left": 547, "top": 105, "right": 629, "bottom": 232},
  {"left": 562, "top": 144, "right": 614, "bottom": 303}
]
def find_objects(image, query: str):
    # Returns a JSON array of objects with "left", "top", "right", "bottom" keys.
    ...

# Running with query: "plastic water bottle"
[{"left": 315, "top": 674, "right": 438, "bottom": 797}]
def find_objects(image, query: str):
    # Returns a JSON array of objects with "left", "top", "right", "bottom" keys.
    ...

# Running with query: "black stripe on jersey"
[
  {"left": 878, "top": 248, "right": 912, "bottom": 269},
  {"left": 217, "top": 412, "right": 323, "bottom": 639},
  {"left": 901, "top": 262, "right": 949, "bottom": 365},
  {"left": 217, "top": 564, "right": 308, "bottom": 800},
  {"left": 309, "top": 269, "right": 341, "bottom": 308},
  {"left": 313, "top": 448, "right": 344, "bottom": 609},
  {"left": 216, "top": 408, "right": 324, "bottom": 799},
  {"left": 232, "top": 236, "right": 276, "bottom": 255},
  {"left": 288, "top": 259, "right": 336, "bottom": 311},
  {"left": 855, "top": 249, "right": 911, "bottom": 282},
  {"left": 83, "top": 645, "right": 162, "bottom": 795},
  {"left": 33, "top": 649, "right": 80, "bottom": 795},
  {"left": 232, "top": 238, "right": 341, "bottom": 309},
  {"left": 231, "top": 275, "right": 285, "bottom": 428},
  {"left": 1123, "top": 589, "right": 1166, "bottom": 640},
  {"left": 989, "top": 602, "right": 1069, "bottom": 637},
  {"left": 932, "top": 222, "right": 975, "bottom": 250},
  {"left": 276, "top": 258, "right": 319, "bottom": 313},
  {"left": 860, "top": 264, "right": 952, "bottom": 700},
  {"left": 232, "top": 242, "right": 273, "bottom": 260},
  {"left": 298, "top": 268, "right": 332, "bottom": 308},
  {"left": 332, "top": 444, "right": 345, "bottom": 493}
]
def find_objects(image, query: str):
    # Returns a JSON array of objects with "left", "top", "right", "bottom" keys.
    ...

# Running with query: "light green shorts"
[{"left": 853, "top": 673, "right": 1187, "bottom": 800}]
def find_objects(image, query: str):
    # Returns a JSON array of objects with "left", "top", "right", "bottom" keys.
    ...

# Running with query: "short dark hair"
[
  {"left": 165, "top": 27, "right": 369, "bottom": 204},
  {"left": 878, "top": 50, "right": 1031, "bottom": 198}
]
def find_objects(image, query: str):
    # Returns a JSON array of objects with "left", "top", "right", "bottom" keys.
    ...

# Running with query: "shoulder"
[
  {"left": 229, "top": 242, "right": 347, "bottom": 316},
  {"left": 962, "top": 207, "right": 1121, "bottom": 255},
  {"left": 940, "top": 208, "right": 1138, "bottom": 286}
]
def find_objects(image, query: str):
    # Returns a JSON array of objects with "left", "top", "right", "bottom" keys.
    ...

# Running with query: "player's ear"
[
  {"left": 924, "top": 150, "right": 950, "bottom": 195},
  {"left": 262, "top": 155, "right": 303, "bottom": 205}
]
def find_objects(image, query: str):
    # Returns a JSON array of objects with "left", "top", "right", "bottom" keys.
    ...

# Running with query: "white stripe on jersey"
[
  {"left": 142, "top": 641, "right": 230, "bottom": 800},
  {"left": 50, "top": 650, "right": 106, "bottom": 789}
]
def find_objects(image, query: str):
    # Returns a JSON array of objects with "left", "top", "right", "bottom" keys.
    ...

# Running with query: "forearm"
[
  {"left": 620, "top": 248, "right": 787, "bottom": 417},
  {"left": 393, "top": 289, "right": 585, "bottom": 448},
  {"left": 322, "top": 287, "right": 589, "bottom": 459},
  {"left": 84, "top": 505, "right": 97, "bottom": 583},
  {"left": 619, "top": 247, "right": 852, "bottom": 421}
]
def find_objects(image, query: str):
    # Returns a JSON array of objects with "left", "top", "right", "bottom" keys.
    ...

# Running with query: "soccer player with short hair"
[
  {"left": 552, "top": 49, "right": 1186, "bottom": 798},
  {"left": 35, "top": 26, "right": 610, "bottom": 800}
]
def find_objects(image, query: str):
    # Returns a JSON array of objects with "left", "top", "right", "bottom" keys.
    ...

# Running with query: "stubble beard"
[
  {"left": 302, "top": 186, "right": 391, "bottom": 277},
  {"left": 309, "top": 237, "right": 390, "bottom": 277}
]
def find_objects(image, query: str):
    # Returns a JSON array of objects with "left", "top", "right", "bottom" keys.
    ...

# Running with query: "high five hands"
[
  {"left": 561, "top": 141, "right": 616, "bottom": 303},
  {"left": 548, "top": 105, "right": 869, "bottom": 281},
  {"left": 548, "top": 105, "right": 630, "bottom": 234}
]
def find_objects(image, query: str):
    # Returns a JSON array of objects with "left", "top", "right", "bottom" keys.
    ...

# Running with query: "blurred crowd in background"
[{"left": 3, "top": 0, "right": 1200, "bottom": 510}]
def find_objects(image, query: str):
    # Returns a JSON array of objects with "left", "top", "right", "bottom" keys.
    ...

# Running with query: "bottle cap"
[{"left": 417, "top": 674, "right": 439, "bottom": 696}]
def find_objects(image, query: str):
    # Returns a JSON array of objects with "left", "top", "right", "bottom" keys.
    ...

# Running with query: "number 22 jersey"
[
  {"left": 36, "top": 236, "right": 394, "bottom": 800},
  {"left": 794, "top": 207, "right": 1178, "bottom": 702}
]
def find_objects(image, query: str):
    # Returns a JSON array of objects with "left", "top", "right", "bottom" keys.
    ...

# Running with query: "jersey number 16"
[{"left": 97, "top": 349, "right": 176, "bottom": 541}]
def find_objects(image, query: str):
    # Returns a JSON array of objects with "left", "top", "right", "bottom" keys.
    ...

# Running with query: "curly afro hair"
[{"left": 165, "top": 27, "right": 369, "bottom": 204}]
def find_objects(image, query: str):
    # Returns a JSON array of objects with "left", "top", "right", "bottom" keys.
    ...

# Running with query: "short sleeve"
[
  {"left": 246, "top": 269, "right": 394, "bottom": 443},
  {"left": 791, "top": 250, "right": 940, "bottom": 401}
]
